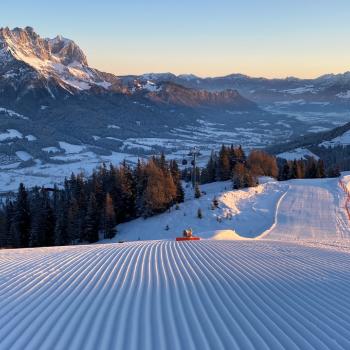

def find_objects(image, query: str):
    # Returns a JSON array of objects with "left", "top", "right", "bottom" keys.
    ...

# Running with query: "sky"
[{"left": 1, "top": 0, "right": 350, "bottom": 78}]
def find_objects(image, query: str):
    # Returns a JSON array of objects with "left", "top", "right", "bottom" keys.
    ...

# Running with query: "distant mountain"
[
  {"left": 127, "top": 71, "right": 350, "bottom": 111},
  {"left": 0, "top": 26, "right": 256, "bottom": 108},
  {"left": 137, "top": 82, "right": 256, "bottom": 109}
]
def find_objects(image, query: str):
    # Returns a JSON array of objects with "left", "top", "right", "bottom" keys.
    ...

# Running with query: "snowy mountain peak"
[
  {"left": 0, "top": 27, "right": 118, "bottom": 96},
  {"left": 0, "top": 26, "right": 88, "bottom": 67}
]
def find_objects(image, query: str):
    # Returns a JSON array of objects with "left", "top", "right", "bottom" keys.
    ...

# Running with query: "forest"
[{"left": 0, "top": 155, "right": 183, "bottom": 248}]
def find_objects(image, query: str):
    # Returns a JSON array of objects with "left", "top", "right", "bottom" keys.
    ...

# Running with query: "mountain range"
[{"left": 0, "top": 26, "right": 350, "bottom": 190}]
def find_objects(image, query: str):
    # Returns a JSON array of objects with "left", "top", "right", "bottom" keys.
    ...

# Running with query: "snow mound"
[
  {"left": 0, "top": 129, "right": 23, "bottom": 141},
  {"left": 199, "top": 230, "right": 245, "bottom": 240}
]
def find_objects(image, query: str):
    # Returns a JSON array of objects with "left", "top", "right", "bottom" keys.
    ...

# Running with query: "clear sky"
[{"left": 1, "top": 0, "right": 350, "bottom": 78}]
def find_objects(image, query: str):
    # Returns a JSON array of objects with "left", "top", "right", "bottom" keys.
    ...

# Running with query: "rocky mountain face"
[
  {"left": 0, "top": 26, "right": 124, "bottom": 104},
  {"left": 139, "top": 82, "right": 256, "bottom": 109}
]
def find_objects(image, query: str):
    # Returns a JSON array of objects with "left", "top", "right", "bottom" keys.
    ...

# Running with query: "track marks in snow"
[
  {"left": 1, "top": 241, "right": 350, "bottom": 350},
  {"left": 261, "top": 178, "right": 350, "bottom": 241}
]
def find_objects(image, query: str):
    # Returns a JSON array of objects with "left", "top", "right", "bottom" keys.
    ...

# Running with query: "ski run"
[{"left": 1, "top": 175, "right": 350, "bottom": 349}]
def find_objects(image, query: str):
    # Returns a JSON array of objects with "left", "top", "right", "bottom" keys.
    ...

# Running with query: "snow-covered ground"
[
  {"left": 277, "top": 147, "right": 319, "bottom": 161},
  {"left": 320, "top": 130, "right": 350, "bottom": 148},
  {"left": 106, "top": 176, "right": 350, "bottom": 243},
  {"left": 1, "top": 240, "right": 350, "bottom": 350},
  {"left": 0, "top": 151, "right": 139, "bottom": 192},
  {"left": 1, "top": 176, "right": 350, "bottom": 349},
  {"left": 109, "top": 180, "right": 286, "bottom": 242}
]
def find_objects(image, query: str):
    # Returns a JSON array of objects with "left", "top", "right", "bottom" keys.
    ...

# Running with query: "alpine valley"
[{"left": 1, "top": 26, "right": 350, "bottom": 190}]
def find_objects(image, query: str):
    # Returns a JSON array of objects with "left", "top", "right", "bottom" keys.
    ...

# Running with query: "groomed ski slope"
[
  {"left": 1, "top": 176, "right": 350, "bottom": 349},
  {"left": 1, "top": 241, "right": 350, "bottom": 350},
  {"left": 260, "top": 177, "right": 350, "bottom": 241}
]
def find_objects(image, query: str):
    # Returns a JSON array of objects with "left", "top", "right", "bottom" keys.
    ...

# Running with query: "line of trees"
[
  {"left": 277, "top": 158, "right": 331, "bottom": 180},
  {"left": 199, "top": 146, "right": 278, "bottom": 189},
  {"left": 199, "top": 145, "right": 339, "bottom": 189},
  {"left": 0, "top": 155, "right": 184, "bottom": 248}
]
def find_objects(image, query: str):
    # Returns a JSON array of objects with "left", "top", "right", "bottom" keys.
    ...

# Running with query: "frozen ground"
[{"left": 1, "top": 176, "right": 350, "bottom": 349}]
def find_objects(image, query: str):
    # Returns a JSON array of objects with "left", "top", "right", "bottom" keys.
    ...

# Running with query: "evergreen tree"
[
  {"left": 84, "top": 193, "right": 100, "bottom": 243},
  {"left": 217, "top": 145, "right": 231, "bottom": 181},
  {"left": 206, "top": 151, "right": 217, "bottom": 183},
  {"left": 316, "top": 159, "right": 326, "bottom": 178},
  {"left": 13, "top": 183, "right": 31, "bottom": 248},
  {"left": 232, "top": 163, "right": 245, "bottom": 189},
  {"left": 281, "top": 162, "right": 291, "bottom": 181},
  {"left": 104, "top": 193, "right": 116, "bottom": 239},
  {"left": 170, "top": 160, "right": 185, "bottom": 203}
]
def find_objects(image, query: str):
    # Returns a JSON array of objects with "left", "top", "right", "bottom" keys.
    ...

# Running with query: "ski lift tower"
[{"left": 188, "top": 147, "right": 201, "bottom": 188}]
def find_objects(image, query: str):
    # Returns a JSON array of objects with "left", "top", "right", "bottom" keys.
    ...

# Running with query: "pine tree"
[
  {"left": 0, "top": 209, "right": 7, "bottom": 248},
  {"left": 232, "top": 163, "right": 245, "bottom": 189},
  {"left": 217, "top": 145, "right": 231, "bottom": 181},
  {"left": 206, "top": 151, "right": 217, "bottom": 183},
  {"left": 170, "top": 160, "right": 184, "bottom": 203},
  {"left": 134, "top": 159, "right": 147, "bottom": 216},
  {"left": 290, "top": 160, "right": 302, "bottom": 179},
  {"left": 13, "top": 183, "right": 31, "bottom": 247},
  {"left": 4, "top": 200, "right": 15, "bottom": 247},
  {"left": 84, "top": 193, "right": 100, "bottom": 243},
  {"left": 54, "top": 192, "right": 70, "bottom": 246},
  {"left": 281, "top": 162, "right": 291, "bottom": 180},
  {"left": 316, "top": 160, "right": 326, "bottom": 178},
  {"left": 67, "top": 198, "right": 80, "bottom": 244},
  {"left": 104, "top": 193, "right": 116, "bottom": 239}
]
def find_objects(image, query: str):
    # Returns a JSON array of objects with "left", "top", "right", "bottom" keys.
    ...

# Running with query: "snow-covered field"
[{"left": 1, "top": 176, "right": 350, "bottom": 349}]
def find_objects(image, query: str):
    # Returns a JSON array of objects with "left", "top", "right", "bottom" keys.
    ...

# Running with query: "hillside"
[
  {"left": 267, "top": 121, "right": 350, "bottom": 155},
  {"left": 267, "top": 122, "right": 350, "bottom": 171},
  {"left": 106, "top": 176, "right": 350, "bottom": 243}
]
